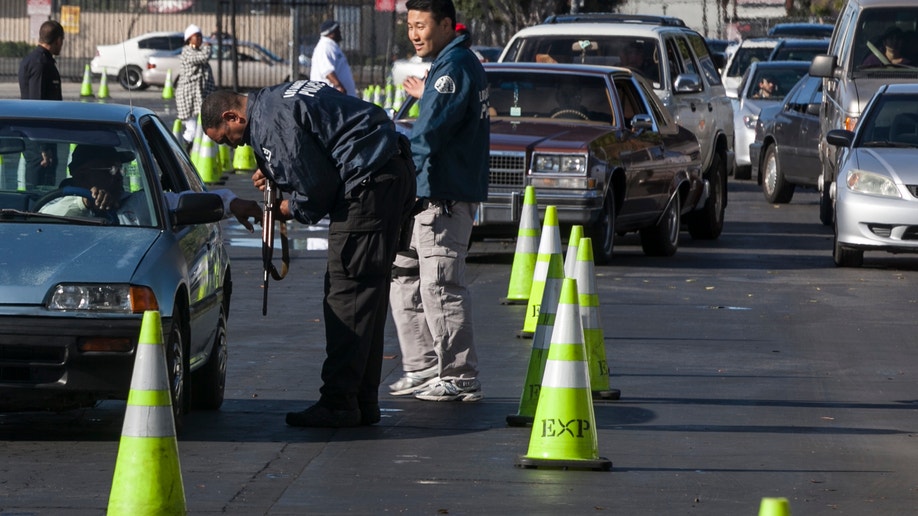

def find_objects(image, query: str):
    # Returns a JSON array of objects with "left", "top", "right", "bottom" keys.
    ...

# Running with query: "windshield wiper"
[
  {"left": 861, "top": 140, "right": 918, "bottom": 148},
  {"left": 0, "top": 209, "right": 110, "bottom": 225}
]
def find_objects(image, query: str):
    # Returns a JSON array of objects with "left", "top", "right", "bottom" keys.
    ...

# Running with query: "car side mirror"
[
  {"left": 826, "top": 129, "right": 854, "bottom": 148},
  {"left": 674, "top": 73, "right": 702, "bottom": 93},
  {"left": 631, "top": 114, "right": 654, "bottom": 132},
  {"left": 172, "top": 192, "right": 224, "bottom": 227},
  {"left": 809, "top": 54, "right": 835, "bottom": 78},
  {"left": 806, "top": 103, "right": 821, "bottom": 116}
]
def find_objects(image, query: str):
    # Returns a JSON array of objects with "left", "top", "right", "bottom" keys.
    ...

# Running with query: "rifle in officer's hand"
[{"left": 262, "top": 180, "right": 289, "bottom": 316}]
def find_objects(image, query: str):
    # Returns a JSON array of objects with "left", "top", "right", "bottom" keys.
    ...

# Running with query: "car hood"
[
  {"left": 0, "top": 225, "right": 158, "bottom": 304},
  {"left": 851, "top": 148, "right": 918, "bottom": 184},
  {"left": 489, "top": 119, "right": 616, "bottom": 151}
]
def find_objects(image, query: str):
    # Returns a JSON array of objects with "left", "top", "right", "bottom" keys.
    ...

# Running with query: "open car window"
[{"left": 0, "top": 121, "right": 158, "bottom": 227}]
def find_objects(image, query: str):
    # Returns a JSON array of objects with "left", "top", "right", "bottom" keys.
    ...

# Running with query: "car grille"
[
  {"left": 489, "top": 151, "right": 526, "bottom": 188},
  {"left": 0, "top": 342, "right": 66, "bottom": 384}
]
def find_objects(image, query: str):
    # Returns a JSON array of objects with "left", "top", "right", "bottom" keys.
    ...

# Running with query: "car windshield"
[
  {"left": 858, "top": 93, "right": 918, "bottom": 147},
  {"left": 726, "top": 45, "right": 774, "bottom": 78},
  {"left": 744, "top": 67, "right": 807, "bottom": 101},
  {"left": 0, "top": 121, "right": 158, "bottom": 227},
  {"left": 852, "top": 8, "right": 918, "bottom": 71},
  {"left": 487, "top": 71, "right": 615, "bottom": 124},
  {"left": 504, "top": 36, "right": 662, "bottom": 86}
]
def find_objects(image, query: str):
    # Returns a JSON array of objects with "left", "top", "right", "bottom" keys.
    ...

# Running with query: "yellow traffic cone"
[
  {"left": 162, "top": 69, "right": 175, "bottom": 100},
  {"left": 97, "top": 68, "right": 110, "bottom": 101},
  {"left": 80, "top": 64, "right": 94, "bottom": 98},
  {"left": 189, "top": 116, "right": 203, "bottom": 167},
  {"left": 516, "top": 278, "right": 611, "bottom": 471},
  {"left": 563, "top": 224, "right": 583, "bottom": 278},
  {"left": 408, "top": 100, "right": 420, "bottom": 118},
  {"left": 501, "top": 185, "right": 539, "bottom": 305},
  {"left": 107, "top": 311, "right": 186, "bottom": 515},
  {"left": 507, "top": 242, "right": 563, "bottom": 427},
  {"left": 197, "top": 132, "right": 220, "bottom": 184},
  {"left": 519, "top": 205, "right": 560, "bottom": 338},
  {"left": 172, "top": 118, "right": 183, "bottom": 145},
  {"left": 758, "top": 497, "right": 790, "bottom": 516},
  {"left": 233, "top": 144, "right": 257, "bottom": 174},
  {"left": 219, "top": 143, "right": 233, "bottom": 175},
  {"left": 574, "top": 237, "right": 620, "bottom": 401}
]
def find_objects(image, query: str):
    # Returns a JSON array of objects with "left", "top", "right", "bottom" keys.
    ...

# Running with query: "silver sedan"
[{"left": 829, "top": 83, "right": 918, "bottom": 267}]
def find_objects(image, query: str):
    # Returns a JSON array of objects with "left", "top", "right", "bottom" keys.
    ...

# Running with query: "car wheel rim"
[
  {"left": 169, "top": 324, "right": 184, "bottom": 409},
  {"left": 764, "top": 153, "right": 777, "bottom": 196}
]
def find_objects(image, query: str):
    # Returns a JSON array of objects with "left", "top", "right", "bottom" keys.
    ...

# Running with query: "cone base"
[
  {"left": 592, "top": 388, "right": 621, "bottom": 401},
  {"left": 515, "top": 455, "right": 612, "bottom": 471},
  {"left": 516, "top": 330, "right": 533, "bottom": 339},
  {"left": 500, "top": 297, "right": 529, "bottom": 305},
  {"left": 505, "top": 414, "right": 533, "bottom": 427}
]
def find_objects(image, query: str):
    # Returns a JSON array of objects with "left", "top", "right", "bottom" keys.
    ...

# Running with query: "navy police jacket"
[
  {"left": 245, "top": 81, "right": 400, "bottom": 224},
  {"left": 412, "top": 34, "right": 489, "bottom": 202}
]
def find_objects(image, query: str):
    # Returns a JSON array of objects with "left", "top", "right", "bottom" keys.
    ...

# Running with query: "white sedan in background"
[{"left": 143, "top": 39, "right": 300, "bottom": 90}]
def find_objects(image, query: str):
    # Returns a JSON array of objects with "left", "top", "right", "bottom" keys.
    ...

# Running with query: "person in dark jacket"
[
  {"left": 387, "top": 0, "right": 490, "bottom": 402},
  {"left": 19, "top": 20, "right": 63, "bottom": 101},
  {"left": 201, "top": 82, "right": 416, "bottom": 428},
  {"left": 19, "top": 20, "right": 64, "bottom": 188}
]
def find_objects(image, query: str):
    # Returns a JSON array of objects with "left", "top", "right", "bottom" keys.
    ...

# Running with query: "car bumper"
[
  {"left": 735, "top": 127, "right": 753, "bottom": 166},
  {"left": 749, "top": 141, "right": 763, "bottom": 179},
  {"left": 142, "top": 69, "right": 168, "bottom": 87},
  {"left": 0, "top": 314, "right": 171, "bottom": 410},
  {"left": 836, "top": 190, "right": 918, "bottom": 252},
  {"left": 474, "top": 188, "right": 605, "bottom": 236}
]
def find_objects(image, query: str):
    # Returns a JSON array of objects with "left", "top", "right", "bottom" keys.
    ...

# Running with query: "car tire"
[
  {"left": 166, "top": 306, "right": 188, "bottom": 432},
  {"left": 833, "top": 225, "right": 863, "bottom": 267},
  {"left": 761, "top": 145, "right": 795, "bottom": 204},
  {"left": 819, "top": 182, "right": 833, "bottom": 226},
  {"left": 640, "top": 193, "right": 680, "bottom": 257},
  {"left": 734, "top": 164, "right": 751, "bottom": 180},
  {"left": 191, "top": 308, "right": 228, "bottom": 411},
  {"left": 688, "top": 151, "right": 726, "bottom": 240},
  {"left": 118, "top": 65, "right": 149, "bottom": 90},
  {"left": 588, "top": 192, "right": 616, "bottom": 265}
]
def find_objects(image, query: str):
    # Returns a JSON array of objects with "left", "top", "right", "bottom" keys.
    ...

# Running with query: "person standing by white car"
[
  {"left": 176, "top": 24, "right": 215, "bottom": 147},
  {"left": 310, "top": 20, "right": 357, "bottom": 97}
]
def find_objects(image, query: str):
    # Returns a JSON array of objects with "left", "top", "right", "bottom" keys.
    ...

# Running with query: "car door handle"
[
  {"left": 690, "top": 102, "right": 697, "bottom": 112},
  {"left": 708, "top": 103, "right": 714, "bottom": 112}
]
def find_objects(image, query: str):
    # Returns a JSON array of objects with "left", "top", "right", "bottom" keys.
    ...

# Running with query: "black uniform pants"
[{"left": 319, "top": 151, "right": 416, "bottom": 411}]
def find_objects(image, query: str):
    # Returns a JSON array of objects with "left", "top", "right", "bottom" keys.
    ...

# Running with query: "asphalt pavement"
[{"left": 3, "top": 80, "right": 918, "bottom": 514}]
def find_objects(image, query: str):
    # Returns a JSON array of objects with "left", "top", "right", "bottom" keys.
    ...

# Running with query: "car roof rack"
[{"left": 542, "top": 13, "right": 687, "bottom": 27}]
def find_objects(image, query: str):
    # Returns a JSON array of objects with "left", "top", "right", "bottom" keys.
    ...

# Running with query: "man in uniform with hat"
[{"left": 310, "top": 20, "right": 357, "bottom": 97}]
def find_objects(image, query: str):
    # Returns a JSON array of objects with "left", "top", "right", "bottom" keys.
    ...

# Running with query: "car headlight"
[
  {"left": 845, "top": 169, "right": 900, "bottom": 198},
  {"left": 743, "top": 114, "right": 758, "bottom": 129},
  {"left": 48, "top": 284, "right": 159, "bottom": 313},
  {"left": 532, "top": 154, "right": 587, "bottom": 175}
]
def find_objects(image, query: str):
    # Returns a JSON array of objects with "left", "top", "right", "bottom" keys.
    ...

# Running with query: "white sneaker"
[
  {"left": 388, "top": 364, "right": 439, "bottom": 396},
  {"left": 414, "top": 379, "right": 483, "bottom": 402}
]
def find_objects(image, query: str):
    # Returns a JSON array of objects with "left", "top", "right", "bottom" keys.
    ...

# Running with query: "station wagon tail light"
[
  {"left": 532, "top": 153, "right": 587, "bottom": 175},
  {"left": 48, "top": 284, "right": 159, "bottom": 313},
  {"left": 846, "top": 169, "right": 900, "bottom": 198}
]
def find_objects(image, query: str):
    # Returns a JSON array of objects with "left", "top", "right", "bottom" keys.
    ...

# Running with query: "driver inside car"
[{"left": 39, "top": 144, "right": 261, "bottom": 228}]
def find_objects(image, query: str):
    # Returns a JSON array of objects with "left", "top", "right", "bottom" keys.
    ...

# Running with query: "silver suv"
[
  {"left": 809, "top": 0, "right": 918, "bottom": 225},
  {"left": 499, "top": 14, "right": 733, "bottom": 239}
]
